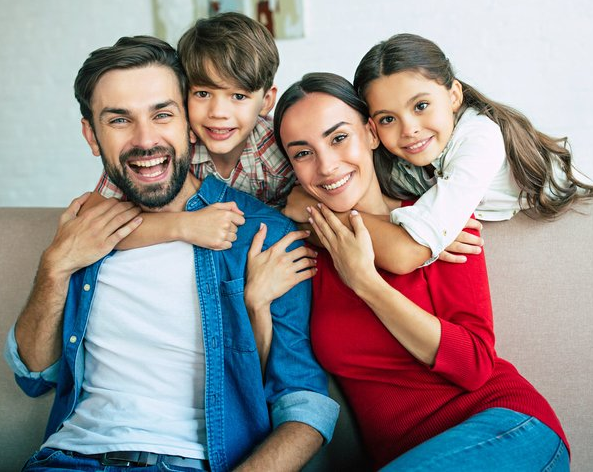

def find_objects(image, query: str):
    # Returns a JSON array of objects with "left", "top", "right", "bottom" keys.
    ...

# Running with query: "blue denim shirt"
[{"left": 5, "top": 175, "right": 339, "bottom": 472}]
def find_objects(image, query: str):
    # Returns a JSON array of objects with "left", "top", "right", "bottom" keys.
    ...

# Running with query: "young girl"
[{"left": 353, "top": 33, "right": 593, "bottom": 260}]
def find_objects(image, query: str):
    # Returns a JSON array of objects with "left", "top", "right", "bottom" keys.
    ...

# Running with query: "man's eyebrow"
[
  {"left": 99, "top": 100, "right": 182, "bottom": 120},
  {"left": 371, "top": 93, "right": 430, "bottom": 118}
]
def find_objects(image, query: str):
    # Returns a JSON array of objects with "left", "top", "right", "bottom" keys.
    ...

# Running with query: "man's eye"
[
  {"left": 155, "top": 113, "right": 172, "bottom": 120},
  {"left": 110, "top": 117, "right": 128, "bottom": 125}
]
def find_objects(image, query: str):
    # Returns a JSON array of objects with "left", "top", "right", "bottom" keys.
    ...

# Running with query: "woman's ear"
[
  {"left": 450, "top": 79, "right": 463, "bottom": 112},
  {"left": 367, "top": 118, "right": 381, "bottom": 150},
  {"left": 81, "top": 119, "right": 101, "bottom": 157},
  {"left": 259, "top": 85, "right": 278, "bottom": 117}
]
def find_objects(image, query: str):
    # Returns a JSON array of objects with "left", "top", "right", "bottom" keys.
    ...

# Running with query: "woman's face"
[{"left": 279, "top": 92, "right": 380, "bottom": 213}]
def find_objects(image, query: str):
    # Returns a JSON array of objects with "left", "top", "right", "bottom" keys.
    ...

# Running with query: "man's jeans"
[
  {"left": 380, "top": 408, "right": 569, "bottom": 471},
  {"left": 22, "top": 448, "right": 208, "bottom": 472}
]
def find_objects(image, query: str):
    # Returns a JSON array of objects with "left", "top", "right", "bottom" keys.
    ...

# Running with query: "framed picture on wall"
[{"left": 153, "top": 0, "right": 304, "bottom": 45}]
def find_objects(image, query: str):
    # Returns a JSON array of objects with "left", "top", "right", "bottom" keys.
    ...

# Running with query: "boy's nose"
[{"left": 208, "top": 96, "right": 230, "bottom": 119}]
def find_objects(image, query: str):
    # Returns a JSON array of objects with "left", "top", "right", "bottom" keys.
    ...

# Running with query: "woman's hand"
[
  {"left": 245, "top": 224, "right": 317, "bottom": 374},
  {"left": 308, "top": 204, "right": 381, "bottom": 293},
  {"left": 282, "top": 185, "right": 319, "bottom": 223}
]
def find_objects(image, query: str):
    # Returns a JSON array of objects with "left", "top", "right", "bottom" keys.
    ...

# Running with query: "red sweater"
[{"left": 311, "top": 233, "right": 568, "bottom": 469}]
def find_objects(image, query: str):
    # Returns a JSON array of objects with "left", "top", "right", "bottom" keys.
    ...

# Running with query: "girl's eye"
[
  {"left": 332, "top": 133, "right": 348, "bottom": 144},
  {"left": 292, "top": 150, "right": 311, "bottom": 160},
  {"left": 415, "top": 101, "right": 429, "bottom": 112},
  {"left": 233, "top": 93, "right": 247, "bottom": 101},
  {"left": 378, "top": 116, "right": 395, "bottom": 125}
]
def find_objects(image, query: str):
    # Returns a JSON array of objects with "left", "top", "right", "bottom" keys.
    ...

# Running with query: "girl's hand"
[
  {"left": 282, "top": 185, "right": 319, "bottom": 223},
  {"left": 308, "top": 204, "right": 381, "bottom": 293},
  {"left": 438, "top": 217, "right": 484, "bottom": 263}
]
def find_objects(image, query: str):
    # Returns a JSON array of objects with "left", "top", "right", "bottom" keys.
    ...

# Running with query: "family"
[{"left": 6, "top": 11, "right": 592, "bottom": 472}]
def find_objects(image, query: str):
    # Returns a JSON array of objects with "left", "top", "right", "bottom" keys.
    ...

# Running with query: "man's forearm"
[
  {"left": 14, "top": 254, "right": 70, "bottom": 372},
  {"left": 234, "top": 421, "right": 323, "bottom": 472}
]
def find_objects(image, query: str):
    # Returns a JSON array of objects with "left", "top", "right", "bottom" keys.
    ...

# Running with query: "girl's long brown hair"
[{"left": 354, "top": 33, "right": 593, "bottom": 218}]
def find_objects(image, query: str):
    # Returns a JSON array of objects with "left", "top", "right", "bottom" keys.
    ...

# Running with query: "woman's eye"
[
  {"left": 332, "top": 133, "right": 347, "bottom": 144},
  {"left": 378, "top": 116, "right": 395, "bottom": 125},
  {"left": 293, "top": 150, "right": 311, "bottom": 160},
  {"left": 415, "top": 101, "right": 429, "bottom": 112}
]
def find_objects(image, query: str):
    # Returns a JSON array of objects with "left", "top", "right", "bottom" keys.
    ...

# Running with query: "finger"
[
  {"left": 231, "top": 212, "right": 246, "bottom": 226},
  {"left": 228, "top": 201, "right": 244, "bottom": 216},
  {"left": 248, "top": 223, "right": 267, "bottom": 258},
  {"left": 349, "top": 210, "right": 368, "bottom": 236},
  {"left": 288, "top": 245, "right": 318, "bottom": 262},
  {"left": 215, "top": 201, "right": 245, "bottom": 216},
  {"left": 438, "top": 251, "right": 467, "bottom": 264},
  {"left": 60, "top": 192, "right": 92, "bottom": 224},
  {"left": 464, "top": 218, "right": 483, "bottom": 231},
  {"left": 105, "top": 216, "right": 143, "bottom": 247},
  {"left": 308, "top": 214, "right": 330, "bottom": 250},
  {"left": 309, "top": 206, "right": 337, "bottom": 246},
  {"left": 318, "top": 203, "right": 350, "bottom": 235},
  {"left": 292, "top": 255, "right": 317, "bottom": 273},
  {"left": 271, "top": 229, "right": 312, "bottom": 252},
  {"left": 447, "top": 241, "right": 482, "bottom": 255},
  {"left": 456, "top": 231, "right": 484, "bottom": 246}
]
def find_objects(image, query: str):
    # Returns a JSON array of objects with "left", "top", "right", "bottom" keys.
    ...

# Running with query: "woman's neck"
[{"left": 353, "top": 176, "right": 391, "bottom": 216}]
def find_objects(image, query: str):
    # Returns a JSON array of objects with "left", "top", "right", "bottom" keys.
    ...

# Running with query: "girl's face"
[
  {"left": 279, "top": 92, "right": 381, "bottom": 213},
  {"left": 364, "top": 70, "right": 463, "bottom": 167}
]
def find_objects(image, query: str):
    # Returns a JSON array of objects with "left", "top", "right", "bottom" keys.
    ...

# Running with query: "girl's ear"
[
  {"left": 259, "top": 85, "right": 278, "bottom": 117},
  {"left": 81, "top": 119, "right": 101, "bottom": 156},
  {"left": 367, "top": 118, "right": 381, "bottom": 150},
  {"left": 450, "top": 79, "right": 463, "bottom": 112}
]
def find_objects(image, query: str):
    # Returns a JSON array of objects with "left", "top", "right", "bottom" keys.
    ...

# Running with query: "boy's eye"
[
  {"left": 194, "top": 91, "right": 209, "bottom": 98},
  {"left": 233, "top": 93, "right": 247, "bottom": 101},
  {"left": 415, "top": 101, "right": 429, "bottom": 112},
  {"left": 378, "top": 116, "right": 395, "bottom": 125}
]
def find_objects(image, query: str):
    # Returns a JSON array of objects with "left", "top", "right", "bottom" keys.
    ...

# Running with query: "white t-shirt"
[
  {"left": 43, "top": 242, "right": 207, "bottom": 459},
  {"left": 390, "top": 107, "right": 521, "bottom": 259}
]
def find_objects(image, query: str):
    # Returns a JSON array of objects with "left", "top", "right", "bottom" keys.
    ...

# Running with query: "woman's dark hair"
[
  {"left": 274, "top": 72, "right": 370, "bottom": 158},
  {"left": 354, "top": 33, "right": 593, "bottom": 218}
]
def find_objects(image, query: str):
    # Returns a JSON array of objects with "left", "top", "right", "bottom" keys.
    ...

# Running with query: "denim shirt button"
[
  {"left": 83, "top": 284, "right": 91, "bottom": 292},
  {"left": 69, "top": 335, "right": 77, "bottom": 344}
]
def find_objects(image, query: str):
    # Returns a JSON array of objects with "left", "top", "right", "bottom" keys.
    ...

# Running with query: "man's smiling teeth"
[
  {"left": 321, "top": 173, "right": 351, "bottom": 191},
  {"left": 129, "top": 156, "right": 167, "bottom": 167},
  {"left": 407, "top": 138, "right": 430, "bottom": 150}
]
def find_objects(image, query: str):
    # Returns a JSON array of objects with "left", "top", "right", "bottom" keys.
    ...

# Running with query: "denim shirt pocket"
[{"left": 219, "top": 278, "right": 257, "bottom": 352}]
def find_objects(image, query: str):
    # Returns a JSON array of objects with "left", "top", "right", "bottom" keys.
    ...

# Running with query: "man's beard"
[{"left": 100, "top": 141, "right": 192, "bottom": 209}]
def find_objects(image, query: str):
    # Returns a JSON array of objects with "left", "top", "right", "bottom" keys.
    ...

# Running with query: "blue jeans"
[
  {"left": 22, "top": 448, "right": 207, "bottom": 472},
  {"left": 380, "top": 408, "right": 569, "bottom": 472}
]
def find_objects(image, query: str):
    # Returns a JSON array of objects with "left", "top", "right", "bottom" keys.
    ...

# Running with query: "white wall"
[{"left": 1, "top": 0, "right": 592, "bottom": 206}]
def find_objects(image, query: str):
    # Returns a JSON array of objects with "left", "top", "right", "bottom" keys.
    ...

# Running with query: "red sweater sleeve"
[{"left": 426, "top": 225, "right": 496, "bottom": 390}]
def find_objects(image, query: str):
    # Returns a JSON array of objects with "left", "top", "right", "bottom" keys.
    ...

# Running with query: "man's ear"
[
  {"left": 259, "top": 85, "right": 278, "bottom": 117},
  {"left": 450, "top": 79, "right": 463, "bottom": 113},
  {"left": 367, "top": 118, "right": 381, "bottom": 150},
  {"left": 81, "top": 119, "right": 101, "bottom": 156}
]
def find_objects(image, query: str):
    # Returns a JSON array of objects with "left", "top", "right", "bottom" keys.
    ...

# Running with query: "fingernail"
[
  {"left": 306, "top": 206, "right": 312, "bottom": 213},
  {"left": 308, "top": 218, "right": 313, "bottom": 225},
  {"left": 351, "top": 210, "right": 359, "bottom": 215},
  {"left": 260, "top": 222, "right": 265, "bottom": 229},
  {"left": 317, "top": 203, "right": 322, "bottom": 208}
]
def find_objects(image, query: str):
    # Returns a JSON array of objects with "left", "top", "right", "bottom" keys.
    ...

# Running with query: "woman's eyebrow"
[{"left": 322, "top": 121, "right": 348, "bottom": 137}]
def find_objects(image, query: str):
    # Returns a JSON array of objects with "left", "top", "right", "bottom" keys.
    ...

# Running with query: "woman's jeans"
[{"left": 380, "top": 408, "right": 569, "bottom": 472}]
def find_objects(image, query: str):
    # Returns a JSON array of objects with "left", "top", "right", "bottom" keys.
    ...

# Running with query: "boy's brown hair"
[{"left": 178, "top": 12, "right": 279, "bottom": 93}]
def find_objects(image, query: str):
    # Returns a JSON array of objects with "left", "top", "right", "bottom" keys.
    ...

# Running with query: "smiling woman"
[{"left": 259, "top": 72, "right": 571, "bottom": 471}]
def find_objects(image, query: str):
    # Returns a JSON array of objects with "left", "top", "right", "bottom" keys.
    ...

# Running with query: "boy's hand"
[
  {"left": 438, "top": 218, "right": 484, "bottom": 264},
  {"left": 180, "top": 202, "right": 245, "bottom": 250},
  {"left": 282, "top": 186, "right": 319, "bottom": 223},
  {"left": 245, "top": 224, "right": 317, "bottom": 312}
]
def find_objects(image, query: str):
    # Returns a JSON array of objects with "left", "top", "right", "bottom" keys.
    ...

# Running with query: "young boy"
[{"left": 92, "top": 12, "right": 295, "bottom": 250}]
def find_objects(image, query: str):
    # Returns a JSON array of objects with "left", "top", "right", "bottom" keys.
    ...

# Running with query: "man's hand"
[
  {"left": 179, "top": 202, "right": 245, "bottom": 250},
  {"left": 44, "top": 193, "right": 142, "bottom": 278},
  {"left": 438, "top": 218, "right": 484, "bottom": 264}
]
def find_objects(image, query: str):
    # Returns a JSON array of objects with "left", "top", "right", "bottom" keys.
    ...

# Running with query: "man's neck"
[{"left": 141, "top": 175, "right": 202, "bottom": 213}]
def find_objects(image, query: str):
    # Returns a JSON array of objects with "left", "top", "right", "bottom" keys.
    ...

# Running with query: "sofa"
[{"left": 1, "top": 206, "right": 592, "bottom": 472}]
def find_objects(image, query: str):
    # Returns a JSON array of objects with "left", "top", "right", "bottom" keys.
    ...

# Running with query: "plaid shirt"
[{"left": 95, "top": 116, "right": 295, "bottom": 208}]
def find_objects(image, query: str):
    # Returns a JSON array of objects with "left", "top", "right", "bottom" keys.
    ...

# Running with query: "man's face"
[{"left": 82, "top": 65, "right": 194, "bottom": 210}]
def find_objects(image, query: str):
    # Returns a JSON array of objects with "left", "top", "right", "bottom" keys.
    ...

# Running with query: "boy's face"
[{"left": 187, "top": 70, "right": 276, "bottom": 166}]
